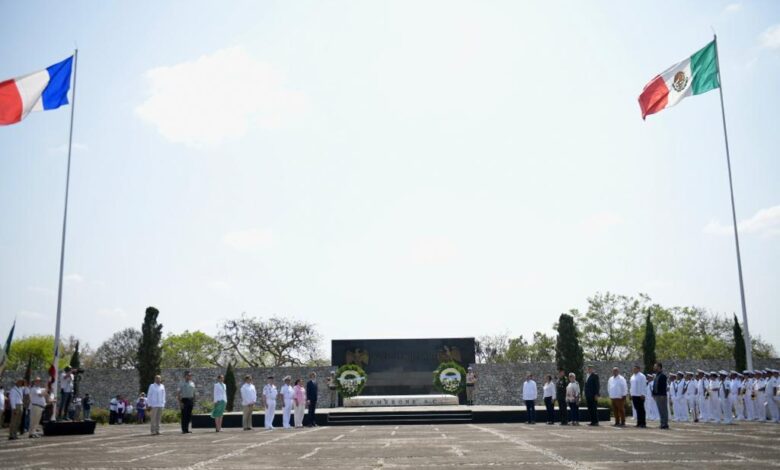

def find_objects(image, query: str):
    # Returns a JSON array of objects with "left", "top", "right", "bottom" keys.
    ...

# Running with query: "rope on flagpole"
[
  {"left": 713, "top": 35, "right": 753, "bottom": 371},
  {"left": 52, "top": 48, "right": 79, "bottom": 421}
]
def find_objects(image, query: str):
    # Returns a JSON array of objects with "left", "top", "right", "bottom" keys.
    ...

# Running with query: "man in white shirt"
[
  {"left": 240, "top": 375, "right": 257, "bottom": 431},
  {"left": 522, "top": 373, "right": 537, "bottom": 424},
  {"left": 8, "top": 379, "right": 25, "bottom": 440},
  {"left": 608, "top": 367, "right": 628, "bottom": 427},
  {"left": 629, "top": 366, "right": 646, "bottom": 428},
  {"left": 146, "top": 375, "right": 166, "bottom": 436},
  {"left": 59, "top": 366, "right": 74, "bottom": 420},
  {"left": 280, "top": 376, "right": 295, "bottom": 429},
  {"left": 542, "top": 376, "right": 556, "bottom": 425},
  {"left": 262, "top": 376, "right": 278, "bottom": 430},
  {"left": 28, "top": 377, "right": 47, "bottom": 438}
]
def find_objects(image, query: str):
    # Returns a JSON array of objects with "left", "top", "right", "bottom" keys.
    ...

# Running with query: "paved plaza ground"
[{"left": 1, "top": 420, "right": 778, "bottom": 469}]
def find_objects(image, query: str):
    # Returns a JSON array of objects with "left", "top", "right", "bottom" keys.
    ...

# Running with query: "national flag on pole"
[
  {"left": 0, "top": 320, "right": 16, "bottom": 376},
  {"left": 0, "top": 56, "right": 73, "bottom": 125},
  {"left": 638, "top": 40, "right": 719, "bottom": 119}
]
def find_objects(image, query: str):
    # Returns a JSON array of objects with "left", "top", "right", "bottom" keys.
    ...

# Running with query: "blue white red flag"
[{"left": 0, "top": 56, "right": 73, "bottom": 125}]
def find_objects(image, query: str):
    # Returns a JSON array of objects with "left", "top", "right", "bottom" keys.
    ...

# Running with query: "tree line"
[
  {"left": 478, "top": 292, "right": 775, "bottom": 364},
  {"left": 4, "top": 292, "right": 776, "bottom": 376}
]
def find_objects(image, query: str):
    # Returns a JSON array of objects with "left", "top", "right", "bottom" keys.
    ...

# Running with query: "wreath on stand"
[
  {"left": 433, "top": 361, "right": 466, "bottom": 395},
  {"left": 335, "top": 364, "right": 368, "bottom": 398}
]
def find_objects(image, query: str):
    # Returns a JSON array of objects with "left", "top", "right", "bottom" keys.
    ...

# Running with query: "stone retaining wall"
[{"left": 4, "top": 358, "right": 778, "bottom": 409}]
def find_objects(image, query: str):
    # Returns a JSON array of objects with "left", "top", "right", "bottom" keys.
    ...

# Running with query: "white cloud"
[
  {"left": 704, "top": 204, "right": 780, "bottom": 238},
  {"left": 581, "top": 211, "right": 622, "bottom": 235},
  {"left": 96, "top": 308, "right": 127, "bottom": 320},
  {"left": 209, "top": 280, "right": 231, "bottom": 292},
  {"left": 135, "top": 46, "right": 307, "bottom": 147},
  {"left": 408, "top": 236, "right": 459, "bottom": 264},
  {"left": 27, "top": 286, "right": 55, "bottom": 296},
  {"left": 222, "top": 228, "right": 274, "bottom": 252},
  {"left": 723, "top": 3, "right": 742, "bottom": 13},
  {"left": 64, "top": 273, "right": 85, "bottom": 283},
  {"left": 50, "top": 142, "right": 88, "bottom": 155},
  {"left": 760, "top": 24, "right": 780, "bottom": 50}
]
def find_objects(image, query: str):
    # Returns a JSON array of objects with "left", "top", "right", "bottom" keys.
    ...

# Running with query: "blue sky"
[{"left": 1, "top": 0, "right": 779, "bottom": 357}]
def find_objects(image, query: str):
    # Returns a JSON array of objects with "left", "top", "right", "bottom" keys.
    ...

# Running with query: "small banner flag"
[
  {"left": 0, "top": 320, "right": 16, "bottom": 376},
  {"left": 638, "top": 40, "right": 719, "bottom": 119},
  {"left": 0, "top": 56, "right": 73, "bottom": 125}
]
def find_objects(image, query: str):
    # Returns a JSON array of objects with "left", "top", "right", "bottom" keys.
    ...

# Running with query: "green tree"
[
  {"left": 555, "top": 312, "right": 584, "bottom": 385},
  {"left": 641, "top": 311, "right": 656, "bottom": 374},
  {"left": 137, "top": 307, "right": 163, "bottom": 394},
  {"left": 6, "top": 336, "right": 69, "bottom": 371},
  {"left": 528, "top": 332, "right": 555, "bottom": 362},
  {"left": 161, "top": 330, "right": 222, "bottom": 368},
  {"left": 224, "top": 363, "right": 237, "bottom": 412},
  {"left": 576, "top": 292, "right": 648, "bottom": 361},
  {"left": 93, "top": 328, "right": 141, "bottom": 369},
  {"left": 217, "top": 315, "right": 321, "bottom": 367},
  {"left": 733, "top": 315, "right": 747, "bottom": 372}
]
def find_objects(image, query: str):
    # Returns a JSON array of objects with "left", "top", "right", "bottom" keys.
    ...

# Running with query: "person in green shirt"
[{"left": 177, "top": 371, "right": 196, "bottom": 434}]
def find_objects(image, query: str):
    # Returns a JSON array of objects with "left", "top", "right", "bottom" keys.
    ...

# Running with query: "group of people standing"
[
  {"left": 517, "top": 363, "right": 780, "bottom": 429},
  {"left": 142, "top": 370, "right": 323, "bottom": 436}
]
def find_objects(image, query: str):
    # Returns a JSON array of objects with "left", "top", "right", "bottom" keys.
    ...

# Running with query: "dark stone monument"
[{"left": 331, "top": 338, "right": 475, "bottom": 397}]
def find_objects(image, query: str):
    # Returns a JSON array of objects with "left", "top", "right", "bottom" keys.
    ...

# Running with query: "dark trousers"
[
  {"left": 654, "top": 396, "right": 668, "bottom": 428},
  {"left": 59, "top": 391, "right": 72, "bottom": 419},
  {"left": 109, "top": 410, "right": 116, "bottom": 424},
  {"left": 306, "top": 400, "right": 317, "bottom": 426},
  {"left": 632, "top": 396, "right": 646, "bottom": 426},
  {"left": 180, "top": 398, "right": 193, "bottom": 432},
  {"left": 557, "top": 396, "right": 568, "bottom": 424},
  {"left": 524, "top": 400, "right": 536, "bottom": 423},
  {"left": 568, "top": 401, "right": 580, "bottom": 423},
  {"left": 544, "top": 397, "right": 554, "bottom": 422},
  {"left": 586, "top": 396, "right": 598, "bottom": 424}
]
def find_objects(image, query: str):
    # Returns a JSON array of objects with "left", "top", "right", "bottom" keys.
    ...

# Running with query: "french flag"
[{"left": 0, "top": 56, "right": 73, "bottom": 126}]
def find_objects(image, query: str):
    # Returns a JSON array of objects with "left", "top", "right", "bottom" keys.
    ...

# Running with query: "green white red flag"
[{"left": 638, "top": 40, "right": 720, "bottom": 119}]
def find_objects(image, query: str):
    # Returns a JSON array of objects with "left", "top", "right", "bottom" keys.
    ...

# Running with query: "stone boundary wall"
[
  {"left": 470, "top": 358, "right": 780, "bottom": 406},
  {"left": 4, "top": 358, "right": 778, "bottom": 409}
]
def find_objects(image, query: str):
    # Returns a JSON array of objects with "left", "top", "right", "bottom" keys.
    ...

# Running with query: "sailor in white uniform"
[
  {"left": 280, "top": 376, "right": 295, "bottom": 429},
  {"left": 683, "top": 372, "right": 696, "bottom": 422},
  {"left": 696, "top": 370, "right": 708, "bottom": 422},
  {"left": 645, "top": 374, "right": 659, "bottom": 421},
  {"left": 262, "top": 375, "right": 278, "bottom": 430},
  {"left": 708, "top": 371, "right": 721, "bottom": 423},
  {"left": 743, "top": 370, "right": 755, "bottom": 421},
  {"left": 719, "top": 371, "right": 733, "bottom": 424}
]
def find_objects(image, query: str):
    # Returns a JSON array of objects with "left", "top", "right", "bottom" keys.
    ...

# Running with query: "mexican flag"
[{"left": 638, "top": 40, "right": 720, "bottom": 119}]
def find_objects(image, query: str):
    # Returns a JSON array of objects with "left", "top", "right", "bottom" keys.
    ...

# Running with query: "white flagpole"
[
  {"left": 52, "top": 48, "right": 79, "bottom": 421},
  {"left": 713, "top": 36, "right": 753, "bottom": 371}
]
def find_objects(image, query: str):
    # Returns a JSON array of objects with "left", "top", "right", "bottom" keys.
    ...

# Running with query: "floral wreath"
[
  {"left": 433, "top": 361, "right": 466, "bottom": 395},
  {"left": 335, "top": 364, "right": 368, "bottom": 398}
]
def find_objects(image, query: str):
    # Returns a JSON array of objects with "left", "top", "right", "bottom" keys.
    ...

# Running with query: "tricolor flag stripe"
[
  {"left": 0, "top": 56, "right": 73, "bottom": 125},
  {"left": 638, "top": 40, "right": 719, "bottom": 119}
]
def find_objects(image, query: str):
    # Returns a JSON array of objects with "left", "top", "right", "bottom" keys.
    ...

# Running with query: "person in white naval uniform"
[
  {"left": 645, "top": 374, "right": 659, "bottom": 421},
  {"left": 718, "top": 371, "right": 733, "bottom": 424},
  {"left": 743, "top": 371, "right": 755, "bottom": 421},
  {"left": 708, "top": 372, "right": 721, "bottom": 423},
  {"left": 280, "top": 376, "right": 295, "bottom": 429},
  {"left": 696, "top": 370, "right": 708, "bottom": 423},
  {"left": 753, "top": 371, "right": 767, "bottom": 421},
  {"left": 672, "top": 372, "right": 686, "bottom": 422},
  {"left": 729, "top": 372, "right": 743, "bottom": 420},
  {"left": 766, "top": 369, "right": 779, "bottom": 423},
  {"left": 683, "top": 372, "right": 695, "bottom": 422},
  {"left": 262, "top": 375, "right": 278, "bottom": 430}
]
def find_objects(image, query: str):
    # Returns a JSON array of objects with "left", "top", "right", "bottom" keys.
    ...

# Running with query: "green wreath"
[
  {"left": 433, "top": 361, "right": 466, "bottom": 395},
  {"left": 335, "top": 364, "right": 367, "bottom": 398}
]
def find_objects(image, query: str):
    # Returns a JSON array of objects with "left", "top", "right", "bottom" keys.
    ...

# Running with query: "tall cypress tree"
[
  {"left": 642, "top": 312, "right": 656, "bottom": 374},
  {"left": 225, "top": 363, "right": 237, "bottom": 412},
  {"left": 70, "top": 341, "right": 82, "bottom": 397},
  {"left": 555, "top": 313, "right": 584, "bottom": 386},
  {"left": 733, "top": 314, "right": 747, "bottom": 372},
  {"left": 137, "top": 307, "right": 163, "bottom": 394}
]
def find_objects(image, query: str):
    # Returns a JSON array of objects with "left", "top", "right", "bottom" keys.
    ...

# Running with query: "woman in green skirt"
[{"left": 211, "top": 374, "right": 227, "bottom": 432}]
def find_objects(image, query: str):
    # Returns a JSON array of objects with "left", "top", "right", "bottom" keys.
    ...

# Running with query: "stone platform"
[
  {"left": 344, "top": 394, "right": 458, "bottom": 407},
  {"left": 191, "top": 405, "right": 611, "bottom": 427}
]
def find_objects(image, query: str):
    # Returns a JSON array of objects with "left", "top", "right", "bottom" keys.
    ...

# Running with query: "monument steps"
[{"left": 327, "top": 409, "right": 473, "bottom": 426}]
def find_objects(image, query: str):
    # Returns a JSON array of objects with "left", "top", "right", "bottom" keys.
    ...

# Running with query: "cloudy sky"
[{"left": 1, "top": 0, "right": 779, "bottom": 357}]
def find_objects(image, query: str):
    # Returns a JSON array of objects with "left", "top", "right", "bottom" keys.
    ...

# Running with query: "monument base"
[{"left": 343, "top": 394, "right": 458, "bottom": 407}]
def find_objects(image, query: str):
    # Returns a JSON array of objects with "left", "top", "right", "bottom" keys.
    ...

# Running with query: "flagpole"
[
  {"left": 52, "top": 48, "right": 78, "bottom": 421},
  {"left": 713, "top": 35, "right": 753, "bottom": 371}
]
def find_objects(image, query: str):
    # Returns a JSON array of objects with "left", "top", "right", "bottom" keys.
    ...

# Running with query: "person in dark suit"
[
  {"left": 652, "top": 362, "right": 669, "bottom": 429},
  {"left": 584, "top": 365, "right": 600, "bottom": 426},
  {"left": 305, "top": 372, "right": 318, "bottom": 427},
  {"left": 555, "top": 369, "right": 568, "bottom": 425}
]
